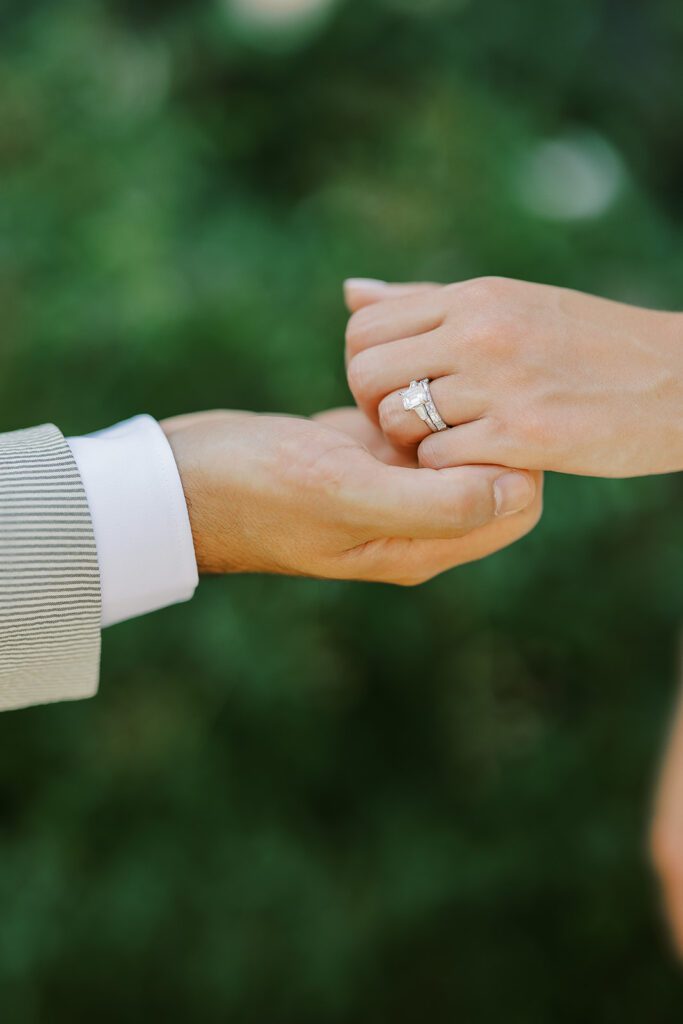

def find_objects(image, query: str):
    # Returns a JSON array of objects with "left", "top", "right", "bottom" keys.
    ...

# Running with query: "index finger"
[{"left": 344, "top": 278, "right": 441, "bottom": 313}]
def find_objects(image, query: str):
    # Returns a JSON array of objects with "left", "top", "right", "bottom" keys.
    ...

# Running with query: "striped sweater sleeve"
[{"left": 0, "top": 423, "right": 101, "bottom": 711}]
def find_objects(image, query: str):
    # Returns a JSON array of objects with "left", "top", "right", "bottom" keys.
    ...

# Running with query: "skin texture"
[
  {"left": 344, "top": 277, "right": 683, "bottom": 478},
  {"left": 345, "top": 279, "right": 683, "bottom": 955},
  {"left": 161, "top": 408, "right": 542, "bottom": 584},
  {"left": 651, "top": 666, "right": 683, "bottom": 961}
]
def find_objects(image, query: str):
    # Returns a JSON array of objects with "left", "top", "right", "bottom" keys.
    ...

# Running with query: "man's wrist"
[
  {"left": 161, "top": 413, "right": 241, "bottom": 576},
  {"left": 161, "top": 421, "right": 207, "bottom": 574}
]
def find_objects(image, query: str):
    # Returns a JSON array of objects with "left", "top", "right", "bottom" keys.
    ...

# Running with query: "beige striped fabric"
[{"left": 0, "top": 424, "right": 101, "bottom": 711}]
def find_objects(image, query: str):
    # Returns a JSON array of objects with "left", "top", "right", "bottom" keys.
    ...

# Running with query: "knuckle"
[
  {"left": 515, "top": 406, "right": 549, "bottom": 448},
  {"left": 480, "top": 315, "right": 520, "bottom": 356},
  {"left": 346, "top": 349, "right": 378, "bottom": 400},
  {"left": 446, "top": 277, "right": 521, "bottom": 352},
  {"left": 452, "top": 484, "right": 490, "bottom": 531},
  {"left": 476, "top": 274, "right": 512, "bottom": 295},
  {"left": 482, "top": 413, "right": 513, "bottom": 455},
  {"left": 378, "top": 396, "right": 403, "bottom": 437},
  {"left": 345, "top": 307, "right": 377, "bottom": 355},
  {"left": 473, "top": 274, "right": 514, "bottom": 300},
  {"left": 417, "top": 438, "right": 443, "bottom": 469},
  {"left": 448, "top": 275, "right": 510, "bottom": 305},
  {"left": 453, "top": 490, "right": 477, "bottom": 528}
]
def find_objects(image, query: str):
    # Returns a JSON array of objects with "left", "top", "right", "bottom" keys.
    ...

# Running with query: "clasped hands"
[
  {"left": 164, "top": 275, "right": 683, "bottom": 954},
  {"left": 164, "top": 275, "right": 683, "bottom": 584}
]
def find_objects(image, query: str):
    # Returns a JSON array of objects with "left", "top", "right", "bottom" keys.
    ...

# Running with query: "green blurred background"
[{"left": 1, "top": 0, "right": 683, "bottom": 1020}]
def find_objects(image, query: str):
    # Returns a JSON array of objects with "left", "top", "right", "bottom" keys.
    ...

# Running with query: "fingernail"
[
  {"left": 344, "top": 277, "right": 388, "bottom": 291},
  {"left": 494, "top": 473, "right": 534, "bottom": 516}
]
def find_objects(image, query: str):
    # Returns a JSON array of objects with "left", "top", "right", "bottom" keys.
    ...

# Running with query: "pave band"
[{"left": 399, "top": 379, "right": 449, "bottom": 432}]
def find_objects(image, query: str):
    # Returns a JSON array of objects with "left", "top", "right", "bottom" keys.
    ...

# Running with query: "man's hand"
[
  {"left": 162, "top": 408, "right": 542, "bottom": 585},
  {"left": 344, "top": 277, "right": 683, "bottom": 478}
]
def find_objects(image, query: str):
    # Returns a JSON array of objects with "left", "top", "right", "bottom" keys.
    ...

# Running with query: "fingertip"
[
  {"left": 343, "top": 278, "right": 389, "bottom": 312},
  {"left": 344, "top": 279, "right": 444, "bottom": 313}
]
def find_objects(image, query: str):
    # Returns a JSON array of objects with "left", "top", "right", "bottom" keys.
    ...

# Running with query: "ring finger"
[
  {"left": 347, "top": 329, "right": 455, "bottom": 422},
  {"left": 378, "top": 377, "right": 486, "bottom": 446}
]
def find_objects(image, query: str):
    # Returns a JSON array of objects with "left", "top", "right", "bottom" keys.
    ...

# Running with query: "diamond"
[{"left": 401, "top": 381, "right": 427, "bottom": 410}]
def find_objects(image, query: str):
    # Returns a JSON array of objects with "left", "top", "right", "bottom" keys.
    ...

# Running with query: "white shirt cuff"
[{"left": 67, "top": 415, "right": 199, "bottom": 628}]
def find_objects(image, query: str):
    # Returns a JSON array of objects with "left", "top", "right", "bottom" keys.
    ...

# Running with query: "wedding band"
[{"left": 399, "top": 379, "right": 448, "bottom": 432}]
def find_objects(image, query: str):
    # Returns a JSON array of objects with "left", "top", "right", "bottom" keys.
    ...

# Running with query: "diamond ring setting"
[{"left": 399, "top": 379, "right": 448, "bottom": 432}]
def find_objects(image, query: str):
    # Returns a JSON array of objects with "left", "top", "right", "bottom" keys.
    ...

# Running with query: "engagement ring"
[{"left": 399, "top": 379, "right": 448, "bottom": 432}]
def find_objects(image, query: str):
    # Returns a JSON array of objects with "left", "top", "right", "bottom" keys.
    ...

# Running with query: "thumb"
[
  {"left": 351, "top": 458, "right": 537, "bottom": 540},
  {"left": 343, "top": 278, "right": 440, "bottom": 313}
]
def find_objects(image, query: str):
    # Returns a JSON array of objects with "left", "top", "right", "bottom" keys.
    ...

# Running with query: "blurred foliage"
[{"left": 1, "top": 0, "right": 683, "bottom": 1020}]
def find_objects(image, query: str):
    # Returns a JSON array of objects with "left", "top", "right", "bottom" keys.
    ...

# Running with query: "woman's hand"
[
  {"left": 344, "top": 277, "right": 683, "bottom": 477},
  {"left": 161, "top": 408, "right": 541, "bottom": 585}
]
